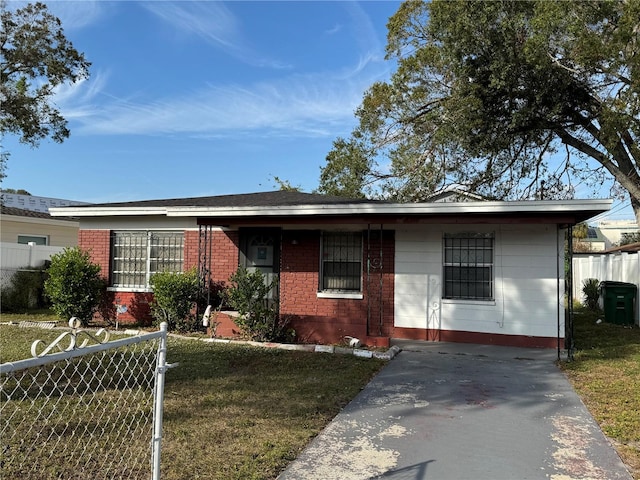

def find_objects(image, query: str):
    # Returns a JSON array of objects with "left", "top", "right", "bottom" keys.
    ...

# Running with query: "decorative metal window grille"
[
  {"left": 443, "top": 232, "right": 494, "bottom": 300},
  {"left": 321, "top": 232, "right": 362, "bottom": 291},
  {"left": 111, "top": 231, "right": 184, "bottom": 288}
]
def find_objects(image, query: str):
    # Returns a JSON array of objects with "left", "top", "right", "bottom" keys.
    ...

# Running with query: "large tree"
[
  {"left": 0, "top": 1, "right": 90, "bottom": 178},
  {"left": 319, "top": 0, "right": 640, "bottom": 223}
]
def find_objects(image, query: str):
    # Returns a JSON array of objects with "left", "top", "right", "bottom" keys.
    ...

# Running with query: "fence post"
[{"left": 152, "top": 322, "right": 169, "bottom": 480}]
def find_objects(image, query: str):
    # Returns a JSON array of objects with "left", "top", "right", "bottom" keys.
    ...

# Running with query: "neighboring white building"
[
  {"left": 1, "top": 206, "right": 79, "bottom": 247},
  {"left": 0, "top": 206, "right": 80, "bottom": 291},
  {"left": 598, "top": 219, "right": 639, "bottom": 247}
]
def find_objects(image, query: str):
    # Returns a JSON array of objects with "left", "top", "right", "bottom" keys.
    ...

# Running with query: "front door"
[{"left": 239, "top": 229, "right": 280, "bottom": 299}]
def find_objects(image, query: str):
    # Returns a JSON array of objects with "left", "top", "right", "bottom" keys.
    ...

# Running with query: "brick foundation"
[{"left": 392, "top": 326, "right": 564, "bottom": 349}]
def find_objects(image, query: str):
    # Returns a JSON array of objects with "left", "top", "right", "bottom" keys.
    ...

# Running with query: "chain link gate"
[{"left": 0, "top": 320, "right": 174, "bottom": 480}]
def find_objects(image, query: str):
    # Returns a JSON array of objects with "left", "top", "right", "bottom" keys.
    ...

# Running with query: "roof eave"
[
  {"left": 167, "top": 199, "right": 613, "bottom": 218},
  {"left": 49, "top": 198, "right": 613, "bottom": 222},
  {"left": 49, "top": 207, "right": 168, "bottom": 217}
]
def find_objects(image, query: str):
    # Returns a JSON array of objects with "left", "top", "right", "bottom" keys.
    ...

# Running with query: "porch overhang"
[
  {"left": 50, "top": 196, "right": 612, "bottom": 228},
  {"left": 192, "top": 199, "right": 612, "bottom": 228}
]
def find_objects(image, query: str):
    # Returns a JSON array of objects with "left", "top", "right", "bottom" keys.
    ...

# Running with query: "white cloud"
[
  {"left": 325, "top": 24, "right": 343, "bottom": 36},
  {"left": 59, "top": 1, "right": 393, "bottom": 140},
  {"left": 54, "top": 70, "right": 109, "bottom": 119},
  {"left": 342, "top": 2, "right": 385, "bottom": 61},
  {"left": 141, "top": 1, "right": 290, "bottom": 69},
  {"left": 44, "top": 1, "right": 106, "bottom": 30},
  {"left": 75, "top": 64, "right": 388, "bottom": 138},
  {"left": 142, "top": 1, "right": 239, "bottom": 48}
]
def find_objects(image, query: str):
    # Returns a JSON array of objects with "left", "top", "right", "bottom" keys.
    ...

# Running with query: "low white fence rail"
[
  {"left": 0, "top": 321, "right": 173, "bottom": 480},
  {"left": 1, "top": 242, "right": 64, "bottom": 269},
  {"left": 0, "top": 242, "right": 64, "bottom": 290}
]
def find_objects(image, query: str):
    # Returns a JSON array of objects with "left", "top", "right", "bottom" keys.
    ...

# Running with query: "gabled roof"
[{"left": 425, "top": 186, "right": 486, "bottom": 203}]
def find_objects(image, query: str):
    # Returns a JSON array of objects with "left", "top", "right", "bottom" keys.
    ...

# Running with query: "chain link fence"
[{"left": 0, "top": 322, "right": 171, "bottom": 480}]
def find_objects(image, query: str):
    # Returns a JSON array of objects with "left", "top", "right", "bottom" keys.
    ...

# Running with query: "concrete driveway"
[{"left": 278, "top": 340, "right": 632, "bottom": 480}]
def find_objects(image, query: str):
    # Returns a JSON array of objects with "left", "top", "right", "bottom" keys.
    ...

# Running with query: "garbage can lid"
[{"left": 599, "top": 280, "right": 638, "bottom": 290}]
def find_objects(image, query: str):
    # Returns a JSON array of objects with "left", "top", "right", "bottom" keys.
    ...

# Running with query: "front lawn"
[
  {"left": 4, "top": 307, "right": 638, "bottom": 478},
  {"left": 0, "top": 320, "right": 385, "bottom": 479},
  {"left": 559, "top": 307, "right": 640, "bottom": 479}
]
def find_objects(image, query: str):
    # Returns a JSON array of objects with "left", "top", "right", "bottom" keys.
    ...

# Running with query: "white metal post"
[{"left": 151, "top": 322, "right": 169, "bottom": 480}]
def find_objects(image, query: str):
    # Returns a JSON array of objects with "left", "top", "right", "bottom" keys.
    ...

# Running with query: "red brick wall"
[
  {"left": 210, "top": 230, "right": 240, "bottom": 285},
  {"left": 104, "top": 291, "right": 155, "bottom": 326},
  {"left": 78, "top": 230, "right": 111, "bottom": 280},
  {"left": 77, "top": 226, "right": 396, "bottom": 343},
  {"left": 279, "top": 230, "right": 395, "bottom": 345},
  {"left": 184, "top": 230, "right": 200, "bottom": 270}
]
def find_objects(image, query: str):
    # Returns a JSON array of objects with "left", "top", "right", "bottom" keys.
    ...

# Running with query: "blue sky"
[
  {"left": 3, "top": 0, "right": 401, "bottom": 203},
  {"left": 2, "top": 0, "right": 635, "bottom": 221}
]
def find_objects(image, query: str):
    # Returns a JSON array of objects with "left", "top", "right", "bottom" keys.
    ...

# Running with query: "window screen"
[
  {"left": 321, "top": 232, "right": 362, "bottom": 291},
  {"left": 111, "top": 231, "right": 184, "bottom": 288},
  {"left": 443, "top": 232, "right": 494, "bottom": 300}
]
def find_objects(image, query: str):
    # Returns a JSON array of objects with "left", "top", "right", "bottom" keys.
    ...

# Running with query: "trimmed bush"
[
  {"left": 149, "top": 268, "right": 200, "bottom": 332},
  {"left": 44, "top": 247, "right": 105, "bottom": 326},
  {"left": 225, "top": 267, "right": 291, "bottom": 342}
]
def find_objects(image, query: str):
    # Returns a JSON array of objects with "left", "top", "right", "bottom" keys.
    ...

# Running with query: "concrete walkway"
[{"left": 278, "top": 340, "right": 632, "bottom": 480}]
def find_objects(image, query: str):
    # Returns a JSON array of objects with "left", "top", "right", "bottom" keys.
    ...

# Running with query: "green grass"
[
  {"left": 4, "top": 308, "right": 638, "bottom": 478},
  {"left": 0, "top": 318, "right": 385, "bottom": 479},
  {"left": 560, "top": 306, "right": 640, "bottom": 479},
  {"left": 161, "top": 339, "right": 385, "bottom": 479}
]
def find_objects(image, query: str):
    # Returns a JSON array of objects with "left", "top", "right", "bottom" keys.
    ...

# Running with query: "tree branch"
[{"left": 554, "top": 127, "right": 640, "bottom": 200}]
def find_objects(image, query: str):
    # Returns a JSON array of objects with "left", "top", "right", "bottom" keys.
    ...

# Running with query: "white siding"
[
  {"left": 394, "top": 225, "right": 565, "bottom": 339},
  {"left": 79, "top": 217, "right": 198, "bottom": 230},
  {"left": 1, "top": 216, "right": 78, "bottom": 247}
]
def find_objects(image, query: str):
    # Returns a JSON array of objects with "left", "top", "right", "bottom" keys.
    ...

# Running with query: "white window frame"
[
  {"left": 17, "top": 234, "right": 48, "bottom": 245},
  {"left": 109, "top": 231, "right": 184, "bottom": 291},
  {"left": 319, "top": 231, "right": 363, "bottom": 298},
  {"left": 443, "top": 232, "right": 494, "bottom": 301}
]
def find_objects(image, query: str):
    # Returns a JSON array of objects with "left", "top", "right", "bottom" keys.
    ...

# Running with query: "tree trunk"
[{"left": 632, "top": 197, "right": 640, "bottom": 229}]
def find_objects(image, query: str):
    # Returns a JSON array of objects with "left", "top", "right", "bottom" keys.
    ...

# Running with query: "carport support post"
[
  {"left": 567, "top": 225, "right": 575, "bottom": 361},
  {"left": 198, "top": 224, "right": 213, "bottom": 317},
  {"left": 556, "top": 225, "right": 561, "bottom": 361}
]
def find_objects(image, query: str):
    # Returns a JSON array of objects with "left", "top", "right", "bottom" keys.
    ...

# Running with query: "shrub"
[
  {"left": 149, "top": 268, "right": 200, "bottom": 332},
  {"left": 44, "top": 247, "right": 105, "bottom": 326},
  {"left": 225, "top": 267, "right": 291, "bottom": 342},
  {"left": 582, "top": 278, "right": 601, "bottom": 311},
  {"left": 0, "top": 267, "right": 49, "bottom": 312}
]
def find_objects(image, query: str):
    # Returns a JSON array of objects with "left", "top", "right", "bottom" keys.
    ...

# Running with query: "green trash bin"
[{"left": 599, "top": 281, "right": 637, "bottom": 326}]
